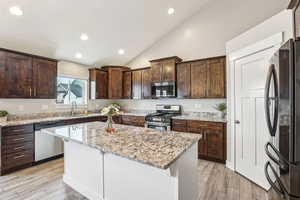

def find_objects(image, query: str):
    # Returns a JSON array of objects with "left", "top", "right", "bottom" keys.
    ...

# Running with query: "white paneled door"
[{"left": 234, "top": 47, "right": 275, "bottom": 189}]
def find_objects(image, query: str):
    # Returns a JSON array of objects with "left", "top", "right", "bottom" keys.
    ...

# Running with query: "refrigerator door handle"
[
  {"left": 265, "top": 142, "right": 289, "bottom": 171},
  {"left": 264, "top": 64, "right": 279, "bottom": 137},
  {"left": 264, "top": 161, "right": 287, "bottom": 198}
]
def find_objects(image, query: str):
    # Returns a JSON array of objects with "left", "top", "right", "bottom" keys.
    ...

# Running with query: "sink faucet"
[{"left": 71, "top": 101, "right": 77, "bottom": 116}]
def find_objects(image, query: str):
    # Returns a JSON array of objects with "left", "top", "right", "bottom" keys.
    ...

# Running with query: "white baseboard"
[
  {"left": 63, "top": 175, "right": 102, "bottom": 200},
  {"left": 225, "top": 160, "right": 235, "bottom": 171}
]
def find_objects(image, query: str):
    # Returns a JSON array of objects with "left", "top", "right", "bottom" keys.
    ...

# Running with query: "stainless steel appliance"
[
  {"left": 145, "top": 105, "right": 181, "bottom": 131},
  {"left": 34, "top": 121, "right": 64, "bottom": 162},
  {"left": 151, "top": 82, "right": 176, "bottom": 98},
  {"left": 264, "top": 39, "right": 300, "bottom": 199}
]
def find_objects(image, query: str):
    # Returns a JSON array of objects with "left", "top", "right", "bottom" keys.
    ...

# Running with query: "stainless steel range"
[{"left": 145, "top": 105, "right": 181, "bottom": 131}]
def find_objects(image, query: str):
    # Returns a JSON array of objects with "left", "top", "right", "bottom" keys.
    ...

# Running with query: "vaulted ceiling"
[{"left": 0, "top": 0, "right": 211, "bottom": 66}]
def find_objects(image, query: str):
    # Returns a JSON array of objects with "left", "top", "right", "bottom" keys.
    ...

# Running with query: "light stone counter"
[{"left": 42, "top": 121, "right": 201, "bottom": 169}]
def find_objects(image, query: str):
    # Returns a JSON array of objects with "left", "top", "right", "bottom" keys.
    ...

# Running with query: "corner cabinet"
[
  {"left": 108, "top": 67, "right": 123, "bottom": 99},
  {"left": 150, "top": 56, "right": 182, "bottom": 83},
  {"left": 123, "top": 71, "right": 132, "bottom": 99},
  {"left": 0, "top": 49, "right": 57, "bottom": 99},
  {"left": 172, "top": 119, "right": 226, "bottom": 163},
  {"left": 177, "top": 56, "right": 226, "bottom": 99}
]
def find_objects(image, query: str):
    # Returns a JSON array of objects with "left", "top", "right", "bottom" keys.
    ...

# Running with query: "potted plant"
[
  {"left": 0, "top": 110, "right": 8, "bottom": 122},
  {"left": 100, "top": 103, "right": 121, "bottom": 133},
  {"left": 213, "top": 103, "right": 227, "bottom": 119}
]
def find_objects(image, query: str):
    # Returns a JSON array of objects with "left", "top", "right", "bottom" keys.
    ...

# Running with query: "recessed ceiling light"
[
  {"left": 168, "top": 8, "right": 175, "bottom": 15},
  {"left": 118, "top": 49, "right": 125, "bottom": 55},
  {"left": 75, "top": 52, "right": 82, "bottom": 59},
  {"left": 80, "top": 33, "right": 89, "bottom": 41},
  {"left": 9, "top": 6, "right": 23, "bottom": 16}
]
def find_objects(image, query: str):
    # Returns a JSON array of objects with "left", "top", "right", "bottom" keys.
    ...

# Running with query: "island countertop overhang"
[{"left": 42, "top": 121, "right": 201, "bottom": 169}]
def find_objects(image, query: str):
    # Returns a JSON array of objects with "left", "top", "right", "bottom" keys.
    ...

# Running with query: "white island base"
[{"left": 63, "top": 140, "right": 199, "bottom": 200}]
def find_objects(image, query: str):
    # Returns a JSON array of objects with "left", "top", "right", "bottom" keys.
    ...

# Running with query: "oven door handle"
[
  {"left": 264, "top": 161, "right": 287, "bottom": 198},
  {"left": 265, "top": 142, "right": 289, "bottom": 171}
]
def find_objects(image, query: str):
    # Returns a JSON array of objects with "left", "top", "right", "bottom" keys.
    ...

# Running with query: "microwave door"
[{"left": 265, "top": 64, "right": 279, "bottom": 137}]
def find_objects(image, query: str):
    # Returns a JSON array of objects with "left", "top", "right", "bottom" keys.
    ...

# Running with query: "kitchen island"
[{"left": 42, "top": 121, "right": 201, "bottom": 200}]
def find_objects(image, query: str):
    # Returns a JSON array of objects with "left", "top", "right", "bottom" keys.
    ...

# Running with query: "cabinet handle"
[
  {"left": 14, "top": 155, "right": 25, "bottom": 159},
  {"left": 13, "top": 129, "right": 25, "bottom": 132},
  {"left": 14, "top": 146, "right": 25, "bottom": 150},
  {"left": 14, "top": 137, "right": 25, "bottom": 141}
]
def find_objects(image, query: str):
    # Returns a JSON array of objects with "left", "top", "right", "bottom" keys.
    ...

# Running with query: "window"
[{"left": 56, "top": 76, "right": 87, "bottom": 105}]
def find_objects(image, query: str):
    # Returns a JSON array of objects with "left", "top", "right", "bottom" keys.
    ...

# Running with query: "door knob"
[{"left": 235, "top": 120, "right": 240, "bottom": 124}]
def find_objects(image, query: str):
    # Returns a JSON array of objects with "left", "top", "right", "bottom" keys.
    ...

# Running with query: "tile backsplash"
[{"left": 114, "top": 99, "right": 226, "bottom": 114}]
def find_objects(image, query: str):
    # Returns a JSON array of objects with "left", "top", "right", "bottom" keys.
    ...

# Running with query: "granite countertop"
[
  {"left": 42, "top": 122, "right": 201, "bottom": 169},
  {"left": 172, "top": 115, "right": 227, "bottom": 123},
  {"left": 0, "top": 113, "right": 105, "bottom": 127}
]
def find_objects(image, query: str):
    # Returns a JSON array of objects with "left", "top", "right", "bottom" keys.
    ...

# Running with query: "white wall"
[
  {"left": 225, "top": 10, "right": 294, "bottom": 169},
  {"left": 127, "top": 0, "right": 289, "bottom": 68},
  {"left": 0, "top": 61, "right": 112, "bottom": 115}
]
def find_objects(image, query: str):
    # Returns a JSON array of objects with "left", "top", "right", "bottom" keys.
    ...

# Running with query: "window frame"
[{"left": 55, "top": 75, "right": 88, "bottom": 108}]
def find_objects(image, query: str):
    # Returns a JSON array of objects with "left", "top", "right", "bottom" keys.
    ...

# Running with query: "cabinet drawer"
[
  {"left": 2, "top": 124, "right": 34, "bottom": 136},
  {"left": 172, "top": 127, "right": 187, "bottom": 132},
  {"left": 2, "top": 142, "right": 33, "bottom": 154},
  {"left": 3, "top": 134, "right": 34, "bottom": 145},
  {"left": 122, "top": 116, "right": 145, "bottom": 127},
  {"left": 172, "top": 119, "right": 187, "bottom": 127},
  {"left": 3, "top": 150, "right": 33, "bottom": 169}
]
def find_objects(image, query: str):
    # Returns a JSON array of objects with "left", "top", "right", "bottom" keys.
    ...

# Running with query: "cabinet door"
[
  {"left": 207, "top": 58, "right": 226, "bottom": 98},
  {"left": 97, "top": 71, "right": 108, "bottom": 99},
  {"left": 162, "top": 60, "right": 176, "bottom": 82},
  {"left": 33, "top": 58, "right": 57, "bottom": 99},
  {"left": 205, "top": 126, "right": 224, "bottom": 161},
  {"left": 108, "top": 68, "right": 123, "bottom": 99},
  {"left": 0, "top": 51, "right": 6, "bottom": 98},
  {"left": 5, "top": 52, "right": 33, "bottom": 98},
  {"left": 177, "top": 63, "right": 191, "bottom": 98},
  {"left": 123, "top": 71, "right": 132, "bottom": 99},
  {"left": 132, "top": 70, "right": 142, "bottom": 99},
  {"left": 142, "top": 69, "right": 152, "bottom": 99},
  {"left": 151, "top": 62, "right": 162, "bottom": 83},
  {"left": 191, "top": 61, "right": 207, "bottom": 98}
]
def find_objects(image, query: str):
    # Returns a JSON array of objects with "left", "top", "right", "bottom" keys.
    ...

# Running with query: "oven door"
[{"left": 147, "top": 125, "right": 168, "bottom": 131}]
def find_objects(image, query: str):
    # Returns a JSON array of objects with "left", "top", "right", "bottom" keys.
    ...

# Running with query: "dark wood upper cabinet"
[
  {"left": 32, "top": 58, "right": 57, "bottom": 99},
  {"left": 5, "top": 52, "right": 33, "bottom": 98},
  {"left": 150, "top": 56, "right": 182, "bottom": 83},
  {"left": 191, "top": 60, "right": 207, "bottom": 98},
  {"left": 89, "top": 69, "right": 108, "bottom": 99},
  {"left": 0, "top": 51, "right": 6, "bottom": 98},
  {"left": 108, "top": 68, "right": 123, "bottom": 99},
  {"left": 123, "top": 71, "right": 132, "bottom": 99},
  {"left": 132, "top": 70, "right": 142, "bottom": 99},
  {"left": 207, "top": 58, "right": 226, "bottom": 98},
  {"left": 142, "top": 68, "right": 152, "bottom": 99},
  {"left": 176, "top": 63, "right": 191, "bottom": 98},
  {"left": 150, "top": 62, "right": 162, "bottom": 83},
  {"left": 0, "top": 49, "right": 58, "bottom": 99}
]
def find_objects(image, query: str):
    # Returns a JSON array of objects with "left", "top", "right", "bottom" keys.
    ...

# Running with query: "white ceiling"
[{"left": 0, "top": 0, "right": 210, "bottom": 66}]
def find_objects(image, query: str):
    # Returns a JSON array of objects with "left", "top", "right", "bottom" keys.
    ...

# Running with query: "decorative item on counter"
[
  {"left": 100, "top": 103, "right": 122, "bottom": 133},
  {"left": 213, "top": 103, "right": 227, "bottom": 119},
  {"left": 0, "top": 110, "right": 8, "bottom": 122}
]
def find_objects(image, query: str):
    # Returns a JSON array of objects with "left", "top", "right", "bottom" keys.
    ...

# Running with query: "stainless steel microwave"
[{"left": 151, "top": 82, "right": 176, "bottom": 98}]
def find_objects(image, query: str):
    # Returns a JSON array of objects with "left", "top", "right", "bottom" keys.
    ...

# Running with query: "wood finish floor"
[{"left": 0, "top": 158, "right": 279, "bottom": 200}]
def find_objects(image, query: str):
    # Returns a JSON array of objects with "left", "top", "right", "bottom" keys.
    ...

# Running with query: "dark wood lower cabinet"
[
  {"left": 172, "top": 119, "right": 226, "bottom": 163},
  {"left": 121, "top": 115, "right": 145, "bottom": 127},
  {"left": 1, "top": 124, "right": 35, "bottom": 175}
]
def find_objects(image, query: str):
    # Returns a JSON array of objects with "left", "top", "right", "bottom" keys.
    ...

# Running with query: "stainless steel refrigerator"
[{"left": 264, "top": 39, "right": 300, "bottom": 200}]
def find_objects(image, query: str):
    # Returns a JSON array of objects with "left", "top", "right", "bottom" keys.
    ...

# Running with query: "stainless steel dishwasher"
[{"left": 34, "top": 121, "right": 64, "bottom": 162}]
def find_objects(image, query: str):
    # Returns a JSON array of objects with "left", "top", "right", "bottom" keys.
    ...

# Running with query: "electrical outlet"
[
  {"left": 41, "top": 105, "right": 49, "bottom": 110},
  {"left": 195, "top": 104, "right": 202, "bottom": 109}
]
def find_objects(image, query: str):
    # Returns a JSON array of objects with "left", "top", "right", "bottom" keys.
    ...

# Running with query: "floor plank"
[{"left": 0, "top": 158, "right": 274, "bottom": 200}]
